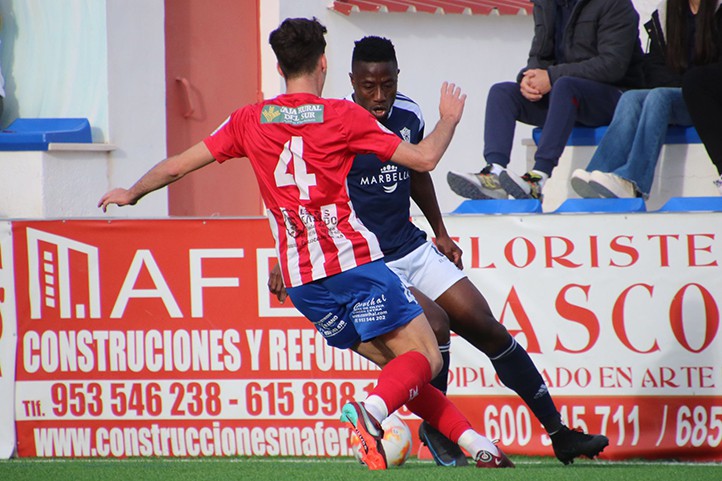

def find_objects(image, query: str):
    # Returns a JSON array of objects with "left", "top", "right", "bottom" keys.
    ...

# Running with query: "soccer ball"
[{"left": 349, "top": 413, "right": 412, "bottom": 467}]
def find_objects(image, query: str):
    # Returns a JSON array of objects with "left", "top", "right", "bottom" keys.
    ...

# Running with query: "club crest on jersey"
[
  {"left": 261, "top": 103, "right": 324, "bottom": 125},
  {"left": 400, "top": 127, "right": 411, "bottom": 143}
]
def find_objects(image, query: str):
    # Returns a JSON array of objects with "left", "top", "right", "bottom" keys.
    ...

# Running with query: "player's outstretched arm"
[
  {"left": 391, "top": 82, "right": 466, "bottom": 172},
  {"left": 98, "top": 141, "right": 215, "bottom": 212}
]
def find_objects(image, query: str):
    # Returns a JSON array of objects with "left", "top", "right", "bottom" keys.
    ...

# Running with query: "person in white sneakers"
[
  {"left": 571, "top": 0, "right": 722, "bottom": 200},
  {"left": 447, "top": 0, "right": 644, "bottom": 201}
]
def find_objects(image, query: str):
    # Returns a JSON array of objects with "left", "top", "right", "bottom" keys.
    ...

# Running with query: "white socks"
[
  {"left": 362, "top": 395, "right": 388, "bottom": 424},
  {"left": 457, "top": 429, "right": 499, "bottom": 458}
]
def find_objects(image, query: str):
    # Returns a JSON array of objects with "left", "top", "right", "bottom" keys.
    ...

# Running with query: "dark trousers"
[
  {"left": 683, "top": 63, "right": 722, "bottom": 176},
  {"left": 484, "top": 77, "right": 623, "bottom": 175}
]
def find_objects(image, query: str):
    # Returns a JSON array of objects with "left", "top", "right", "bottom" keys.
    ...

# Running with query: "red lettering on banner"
[
  {"left": 609, "top": 236, "right": 638, "bottom": 267},
  {"left": 464, "top": 232, "right": 719, "bottom": 271},
  {"left": 599, "top": 366, "right": 633, "bottom": 388},
  {"left": 540, "top": 367, "right": 592, "bottom": 388},
  {"left": 448, "top": 367, "right": 498, "bottom": 388},
  {"left": 504, "top": 237, "right": 535, "bottom": 268},
  {"left": 469, "top": 237, "right": 495, "bottom": 269},
  {"left": 554, "top": 284, "right": 599, "bottom": 353},
  {"left": 641, "top": 367, "right": 680, "bottom": 388},
  {"left": 544, "top": 236, "right": 582, "bottom": 268},
  {"left": 612, "top": 284, "right": 659, "bottom": 354},
  {"left": 680, "top": 366, "right": 716, "bottom": 388},
  {"left": 669, "top": 283, "right": 719, "bottom": 353},
  {"left": 499, "top": 287, "right": 541, "bottom": 353},
  {"left": 589, "top": 236, "right": 599, "bottom": 268},
  {"left": 687, "top": 234, "right": 717, "bottom": 267},
  {"left": 647, "top": 234, "right": 679, "bottom": 267}
]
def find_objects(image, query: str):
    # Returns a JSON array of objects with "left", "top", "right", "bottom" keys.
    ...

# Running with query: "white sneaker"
[
  {"left": 588, "top": 171, "right": 636, "bottom": 198},
  {"left": 714, "top": 176, "right": 722, "bottom": 195},
  {"left": 569, "top": 169, "right": 601, "bottom": 198}
]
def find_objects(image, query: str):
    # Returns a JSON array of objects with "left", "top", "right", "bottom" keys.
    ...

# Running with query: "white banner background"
[
  {"left": 413, "top": 212, "right": 722, "bottom": 396},
  {"left": 413, "top": 212, "right": 722, "bottom": 458}
]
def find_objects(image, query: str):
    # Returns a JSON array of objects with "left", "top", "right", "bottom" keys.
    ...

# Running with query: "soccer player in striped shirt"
[{"left": 99, "top": 17, "right": 512, "bottom": 470}]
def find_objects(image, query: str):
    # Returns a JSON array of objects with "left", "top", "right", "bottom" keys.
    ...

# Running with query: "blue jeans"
[
  {"left": 586, "top": 88, "right": 692, "bottom": 196},
  {"left": 484, "top": 77, "right": 622, "bottom": 175}
]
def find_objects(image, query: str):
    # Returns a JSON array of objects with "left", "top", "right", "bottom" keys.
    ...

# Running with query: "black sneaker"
[
  {"left": 551, "top": 426, "right": 609, "bottom": 465},
  {"left": 418, "top": 421, "right": 469, "bottom": 467}
]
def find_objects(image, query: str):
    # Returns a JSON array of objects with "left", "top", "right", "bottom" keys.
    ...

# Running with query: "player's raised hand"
[
  {"left": 98, "top": 188, "right": 136, "bottom": 212},
  {"left": 438, "top": 82, "right": 466, "bottom": 125}
]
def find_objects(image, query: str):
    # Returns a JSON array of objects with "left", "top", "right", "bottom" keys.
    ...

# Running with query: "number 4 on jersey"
[{"left": 274, "top": 136, "right": 317, "bottom": 200}]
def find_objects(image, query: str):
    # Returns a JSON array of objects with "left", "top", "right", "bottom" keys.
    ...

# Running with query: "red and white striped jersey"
[{"left": 203, "top": 93, "right": 402, "bottom": 287}]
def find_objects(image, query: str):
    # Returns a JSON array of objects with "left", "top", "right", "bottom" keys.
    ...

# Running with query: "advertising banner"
[
  {"left": 10, "top": 214, "right": 722, "bottom": 461},
  {"left": 12, "top": 219, "right": 379, "bottom": 458},
  {"left": 0, "top": 221, "right": 17, "bottom": 459},
  {"left": 415, "top": 212, "right": 722, "bottom": 460}
]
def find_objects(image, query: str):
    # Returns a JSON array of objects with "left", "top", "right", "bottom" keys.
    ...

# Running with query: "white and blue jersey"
[{"left": 346, "top": 93, "right": 428, "bottom": 262}]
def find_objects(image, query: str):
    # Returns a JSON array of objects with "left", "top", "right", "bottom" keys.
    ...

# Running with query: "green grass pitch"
[{"left": 1, "top": 457, "right": 722, "bottom": 481}]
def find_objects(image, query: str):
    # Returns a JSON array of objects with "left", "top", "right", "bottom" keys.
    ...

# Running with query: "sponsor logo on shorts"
[
  {"left": 314, "top": 312, "right": 347, "bottom": 338},
  {"left": 352, "top": 294, "right": 389, "bottom": 323}
]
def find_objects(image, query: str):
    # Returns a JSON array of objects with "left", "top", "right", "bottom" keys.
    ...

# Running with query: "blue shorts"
[{"left": 286, "top": 260, "right": 423, "bottom": 349}]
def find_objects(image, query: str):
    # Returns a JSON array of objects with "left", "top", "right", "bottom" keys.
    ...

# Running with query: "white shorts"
[{"left": 386, "top": 241, "right": 466, "bottom": 301}]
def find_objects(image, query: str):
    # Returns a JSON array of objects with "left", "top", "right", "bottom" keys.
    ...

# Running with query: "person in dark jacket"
[
  {"left": 570, "top": 0, "right": 722, "bottom": 199},
  {"left": 448, "top": 0, "right": 645, "bottom": 201},
  {"left": 682, "top": 13, "right": 722, "bottom": 194}
]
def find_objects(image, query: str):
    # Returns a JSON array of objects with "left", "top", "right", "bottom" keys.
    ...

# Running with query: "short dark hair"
[
  {"left": 269, "top": 17, "right": 327, "bottom": 79},
  {"left": 352, "top": 36, "right": 397, "bottom": 66}
]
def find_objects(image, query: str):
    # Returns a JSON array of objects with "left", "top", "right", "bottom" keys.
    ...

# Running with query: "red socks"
[
  {"left": 370, "top": 351, "right": 432, "bottom": 413},
  {"left": 406, "top": 383, "right": 472, "bottom": 443},
  {"left": 369, "top": 351, "right": 471, "bottom": 443}
]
